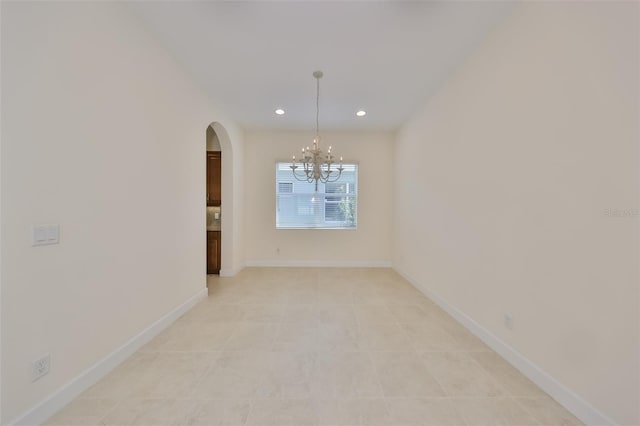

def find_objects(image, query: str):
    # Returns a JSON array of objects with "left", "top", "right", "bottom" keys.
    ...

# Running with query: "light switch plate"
[
  {"left": 46, "top": 225, "right": 59, "bottom": 242},
  {"left": 33, "top": 225, "right": 60, "bottom": 246},
  {"left": 33, "top": 226, "right": 47, "bottom": 244}
]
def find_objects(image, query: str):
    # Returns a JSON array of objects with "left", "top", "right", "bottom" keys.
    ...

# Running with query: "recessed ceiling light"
[
  {"left": 275, "top": 108, "right": 285, "bottom": 115},
  {"left": 356, "top": 110, "right": 367, "bottom": 117}
]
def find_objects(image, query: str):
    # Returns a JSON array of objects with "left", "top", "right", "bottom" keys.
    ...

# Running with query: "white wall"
[
  {"left": 0, "top": 2, "right": 244, "bottom": 423},
  {"left": 244, "top": 130, "right": 393, "bottom": 266},
  {"left": 393, "top": 2, "right": 638, "bottom": 425},
  {"left": 206, "top": 126, "right": 221, "bottom": 151},
  {"left": 222, "top": 122, "right": 245, "bottom": 276}
]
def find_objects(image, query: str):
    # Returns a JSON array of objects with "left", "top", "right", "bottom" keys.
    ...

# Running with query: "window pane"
[{"left": 276, "top": 162, "right": 357, "bottom": 229}]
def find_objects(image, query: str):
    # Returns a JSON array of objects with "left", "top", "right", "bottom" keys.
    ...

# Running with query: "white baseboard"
[
  {"left": 8, "top": 287, "right": 208, "bottom": 426},
  {"left": 244, "top": 260, "right": 392, "bottom": 268},
  {"left": 219, "top": 266, "right": 243, "bottom": 277},
  {"left": 393, "top": 267, "right": 616, "bottom": 426}
]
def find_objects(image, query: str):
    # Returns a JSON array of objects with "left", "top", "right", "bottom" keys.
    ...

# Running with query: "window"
[{"left": 276, "top": 162, "right": 358, "bottom": 229}]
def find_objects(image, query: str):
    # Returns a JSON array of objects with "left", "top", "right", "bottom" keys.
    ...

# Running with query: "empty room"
[{"left": 1, "top": 1, "right": 638, "bottom": 426}]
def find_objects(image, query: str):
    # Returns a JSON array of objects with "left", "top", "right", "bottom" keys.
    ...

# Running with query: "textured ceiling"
[{"left": 128, "top": 1, "right": 514, "bottom": 130}]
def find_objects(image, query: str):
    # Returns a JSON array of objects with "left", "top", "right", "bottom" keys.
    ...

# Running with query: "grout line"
[
  {"left": 511, "top": 397, "right": 546, "bottom": 426},
  {"left": 93, "top": 398, "right": 125, "bottom": 426}
]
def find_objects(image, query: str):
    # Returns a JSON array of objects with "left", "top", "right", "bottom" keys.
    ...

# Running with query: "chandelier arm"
[
  {"left": 290, "top": 164, "right": 319, "bottom": 183},
  {"left": 324, "top": 170, "right": 344, "bottom": 183},
  {"left": 290, "top": 170, "right": 310, "bottom": 182}
]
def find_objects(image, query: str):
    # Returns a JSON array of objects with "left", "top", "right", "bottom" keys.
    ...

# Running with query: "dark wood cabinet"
[
  {"left": 206, "top": 151, "right": 221, "bottom": 274},
  {"left": 207, "top": 151, "right": 221, "bottom": 206},
  {"left": 207, "top": 231, "right": 221, "bottom": 274}
]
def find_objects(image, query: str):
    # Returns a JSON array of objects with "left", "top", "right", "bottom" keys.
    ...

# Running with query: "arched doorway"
[
  {"left": 206, "top": 126, "right": 221, "bottom": 274},
  {"left": 205, "top": 122, "right": 235, "bottom": 276}
]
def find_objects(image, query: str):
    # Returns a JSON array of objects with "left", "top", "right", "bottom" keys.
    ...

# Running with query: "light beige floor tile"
[
  {"left": 206, "top": 289, "right": 256, "bottom": 305},
  {"left": 310, "top": 351, "right": 383, "bottom": 398},
  {"left": 50, "top": 268, "right": 578, "bottom": 426},
  {"left": 454, "top": 397, "right": 540, "bottom": 426},
  {"left": 360, "top": 321, "right": 414, "bottom": 351},
  {"left": 317, "top": 323, "right": 367, "bottom": 351},
  {"left": 256, "top": 352, "right": 316, "bottom": 398},
  {"left": 316, "top": 287, "right": 354, "bottom": 305},
  {"left": 438, "top": 320, "right": 491, "bottom": 352},
  {"left": 245, "top": 399, "right": 319, "bottom": 426},
  {"left": 385, "top": 398, "right": 467, "bottom": 426},
  {"left": 401, "top": 322, "right": 462, "bottom": 352},
  {"left": 416, "top": 304, "right": 464, "bottom": 329},
  {"left": 138, "top": 328, "right": 175, "bottom": 352},
  {"left": 387, "top": 304, "right": 432, "bottom": 324},
  {"left": 241, "top": 304, "right": 285, "bottom": 323},
  {"left": 379, "top": 285, "right": 426, "bottom": 305},
  {"left": 470, "top": 351, "right": 546, "bottom": 397},
  {"left": 80, "top": 371, "right": 140, "bottom": 400},
  {"left": 315, "top": 399, "right": 393, "bottom": 426},
  {"left": 186, "top": 399, "right": 251, "bottom": 426},
  {"left": 191, "top": 351, "right": 272, "bottom": 398},
  {"left": 415, "top": 296, "right": 441, "bottom": 312},
  {"left": 282, "top": 304, "right": 357, "bottom": 327},
  {"left": 273, "top": 323, "right": 319, "bottom": 351},
  {"left": 100, "top": 398, "right": 198, "bottom": 426},
  {"left": 370, "top": 352, "right": 446, "bottom": 397},
  {"left": 351, "top": 288, "right": 389, "bottom": 305},
  {"left": 81, "top": 353, "right": 163, "bottom": 399},
  {"left": 286, "top": 286, "right": 318, "bottom": 305},
  {"left": 144, "top": 322, "right": 237, "bottom": 352},
  {"left": 234, "top": 290, "right": 277, "bottom": 305},
  {"left": 421, "top": 352, "right": 504, "bottom": 397},
  {"left": 44, "top": 398, "right": 118, "bottom": 426},
  {"left": 282, "top": 305, "right": 320, "bottom": 325},
  {"left": 252, "top": 291, "right": 290, "bottom": 305},
  {"left": 316, "top": 304, "right": 358, "bottom": 327},
  {"left": 224, "top": 323, "right": 278, "bottom": 351},
  {"left": 353, "top": 305, "right": 397, "bottom": 325},
  {"left": 131, "top": 352, "right": 217, "bottom": 398},
  {"left": 178, "top": 304, "right": 244, "bottom": 323},
  {"left": 516, "top": 397, "right": 583, "bottom": 425}
]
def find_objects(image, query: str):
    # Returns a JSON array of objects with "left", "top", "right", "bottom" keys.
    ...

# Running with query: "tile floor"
[{"left": 46, "top": 268, "right": 583, "bottom": 426}]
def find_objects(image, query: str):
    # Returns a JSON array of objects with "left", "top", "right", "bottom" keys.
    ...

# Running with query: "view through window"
[{"left": 275, "top": 162, "right": 358, "bottom": 229}]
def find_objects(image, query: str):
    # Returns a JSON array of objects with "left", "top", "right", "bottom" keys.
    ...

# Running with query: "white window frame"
[{"left": 275, "top": 162, "right": 358, "bottom": 230}]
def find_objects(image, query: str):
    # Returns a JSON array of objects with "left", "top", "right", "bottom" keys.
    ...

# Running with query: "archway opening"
[{"left": 205, "top": 122, "right": 234, "bottom": 277}]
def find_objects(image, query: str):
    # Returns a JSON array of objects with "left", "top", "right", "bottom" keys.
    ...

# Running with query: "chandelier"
[{"left": 290, "top": 70, "right": 343, "bottom": 192}]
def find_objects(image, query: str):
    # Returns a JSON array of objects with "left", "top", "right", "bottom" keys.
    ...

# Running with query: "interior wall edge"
[
  {"left": 6, "top": 288, "right": 207, "bottom": 426},
  {"left": 219, "top": 266, "right": 244, "bottom": 277},
  {"left": 392, "top": 266, "right": 617, "bottom": 426}
]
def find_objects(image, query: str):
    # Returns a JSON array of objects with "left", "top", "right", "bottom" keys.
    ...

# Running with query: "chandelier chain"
[{"left": 316, "top": 73, "right": 320, "bottom": 141}]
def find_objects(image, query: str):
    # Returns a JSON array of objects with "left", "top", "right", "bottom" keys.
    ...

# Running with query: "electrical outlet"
[
  {"left": 504, "top": 314, "right": 514, "bottom": 330},
  {"left": 31, "top": 354, "right": 50, "bottom": 382}
]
